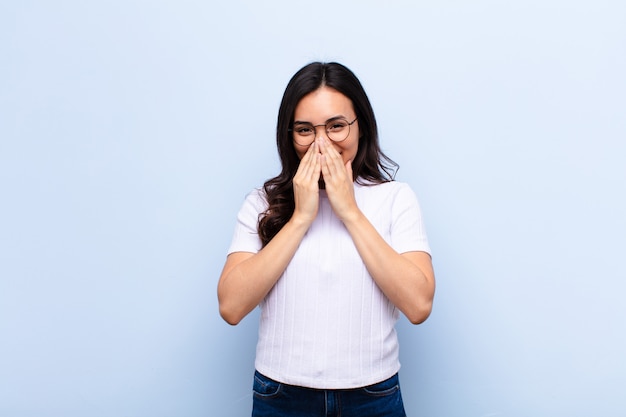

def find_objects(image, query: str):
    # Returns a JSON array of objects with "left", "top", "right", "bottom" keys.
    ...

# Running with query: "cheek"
[
  {"left": 294, "top": 144, "right": 307, "bottom": 159},
  {"left": 341, "top": 138, "right": 359, "bottom": 160}
]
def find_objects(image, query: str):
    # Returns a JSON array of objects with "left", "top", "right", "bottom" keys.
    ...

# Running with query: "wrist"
[
  {"left": 288, "top": 212, "right": 315, "bottom": 230},
  {"left": 339, "top": 207, "right": 363, "bottom": 226}
]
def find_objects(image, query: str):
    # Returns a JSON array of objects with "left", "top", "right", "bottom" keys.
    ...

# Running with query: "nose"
[{"left": 313, "top": 123, "right": 330, "bottom": 140}]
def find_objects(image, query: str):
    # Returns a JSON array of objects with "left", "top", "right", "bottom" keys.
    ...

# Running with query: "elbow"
[
  {"left": 217, "top": 282, "right": 245, "bottom": 325},
  {"left": 217, "top": 290, "right": 245, "bottom": 325},
  {"left": 406, "top": 301, "right": 433, "bottom": 325},
  {"left": 406, "top": 275, "right": 435, "bottom": 325},
  {"left": 219, "top": 303, "right": 244, "bottom": 326}
]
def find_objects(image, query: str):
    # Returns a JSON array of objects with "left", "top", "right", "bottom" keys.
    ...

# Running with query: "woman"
[{"left": 218, "top": 62, "right": 435, "bottom": 417}]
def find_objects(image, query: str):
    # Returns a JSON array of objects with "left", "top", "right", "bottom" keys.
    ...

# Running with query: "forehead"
[{"left": 294, "top": 87, "right": 354, "bottom": 122}]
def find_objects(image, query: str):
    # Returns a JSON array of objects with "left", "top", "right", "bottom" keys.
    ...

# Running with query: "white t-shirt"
[{"left": 227, "top": 180, "right": 431, "bottom": 389}]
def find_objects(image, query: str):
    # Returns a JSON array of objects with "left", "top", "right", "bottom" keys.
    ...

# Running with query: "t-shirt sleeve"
[
  {"left": 390, "top": 183, "right": 431, "bottom": 255},
  {"left": 227, "top": 189, "right": 267, "bottom": 255}
]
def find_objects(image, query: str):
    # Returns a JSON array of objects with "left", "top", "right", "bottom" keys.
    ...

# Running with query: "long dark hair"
[{"left": 258, "top": 62, "right": 398, "bottom": 246}]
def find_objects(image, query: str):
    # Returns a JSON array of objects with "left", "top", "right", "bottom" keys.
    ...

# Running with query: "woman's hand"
[
  {"left": 318, "top": 135, "right": 435, "bottom": 324},
  {"left": 318, "top": 137, "right": 359, "bottom": 222},
  {"left": 219, "top": 142, "right": 322, "bottom": 325},
  {"left": 292, "top": 141, "right": 321, "bottom": 225}
]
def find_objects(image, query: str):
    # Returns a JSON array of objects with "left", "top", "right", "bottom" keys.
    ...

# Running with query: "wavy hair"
[{"left": 258, "top": 62, "right": 398, "bottom": 246}]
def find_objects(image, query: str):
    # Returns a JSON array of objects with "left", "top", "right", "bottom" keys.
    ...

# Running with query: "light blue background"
[{"left": 1, "top": 1, "right": 625, "bottom": 416}]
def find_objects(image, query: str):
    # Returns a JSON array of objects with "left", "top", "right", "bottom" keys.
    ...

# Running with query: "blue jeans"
[{"left": 251, "top": 371, "right": 407, "bottom": 417}]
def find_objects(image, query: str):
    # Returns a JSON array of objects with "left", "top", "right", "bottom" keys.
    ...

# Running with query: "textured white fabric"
[{"left": 227, "top": 180, "right": 430, "bottom": 389}]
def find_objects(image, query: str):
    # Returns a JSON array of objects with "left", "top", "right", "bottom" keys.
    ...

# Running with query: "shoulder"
[
  {"left": 245, "top": 187, "right": 267, "bottom": 202},
  {"left": 355, "top": 180, "right": 416, "bottom": 198},
  {"left": 355, "top": 180, "right": 423, "bottom": 214},
  {"left": 239, "top": 187, "right": 269, "bottom": 214}
]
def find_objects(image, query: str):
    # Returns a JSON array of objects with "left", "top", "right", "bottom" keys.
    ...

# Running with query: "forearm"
[
  {"left": 218, "top": 216, "right": 310, "bottom": 325},
  {"left": 343, "top": 211, "right": 435, "bottom": 324}
]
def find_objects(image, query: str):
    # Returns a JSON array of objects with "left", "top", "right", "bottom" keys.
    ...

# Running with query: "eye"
[
  {"left": 327, "top": 121, "right": 348, "bottom": 132},
  {"left": 294, "top": 125, "right": 314, "bottom": 135}
]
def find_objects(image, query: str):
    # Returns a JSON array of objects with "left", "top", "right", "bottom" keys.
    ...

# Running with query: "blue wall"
[{"left": 1, "top": 1, "right": 624, "bottom": 416}]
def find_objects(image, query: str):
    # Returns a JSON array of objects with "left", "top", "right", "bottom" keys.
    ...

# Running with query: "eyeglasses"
[{"left": 289, "top": 117, "right": 358, "bottom": 146}]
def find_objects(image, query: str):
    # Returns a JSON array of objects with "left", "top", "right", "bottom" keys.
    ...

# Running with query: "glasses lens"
[
  {"left": 292, "top": 124, "right": 315, "bottom": 146},
  {"left": 292, "top": 119, "right": 352, "bottom": 145},
  {"left": 326, "top": 120, "right": 350, "bottom": 142}
]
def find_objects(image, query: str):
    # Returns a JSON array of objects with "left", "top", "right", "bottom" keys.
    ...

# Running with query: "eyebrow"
[{"left": 293, "top": 115, "right": 348, "bottom": 125}]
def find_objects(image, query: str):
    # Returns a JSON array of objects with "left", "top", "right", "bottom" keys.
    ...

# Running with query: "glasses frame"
[{"left": 289, "top": 117, "right": 358, "bottom": 146}]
